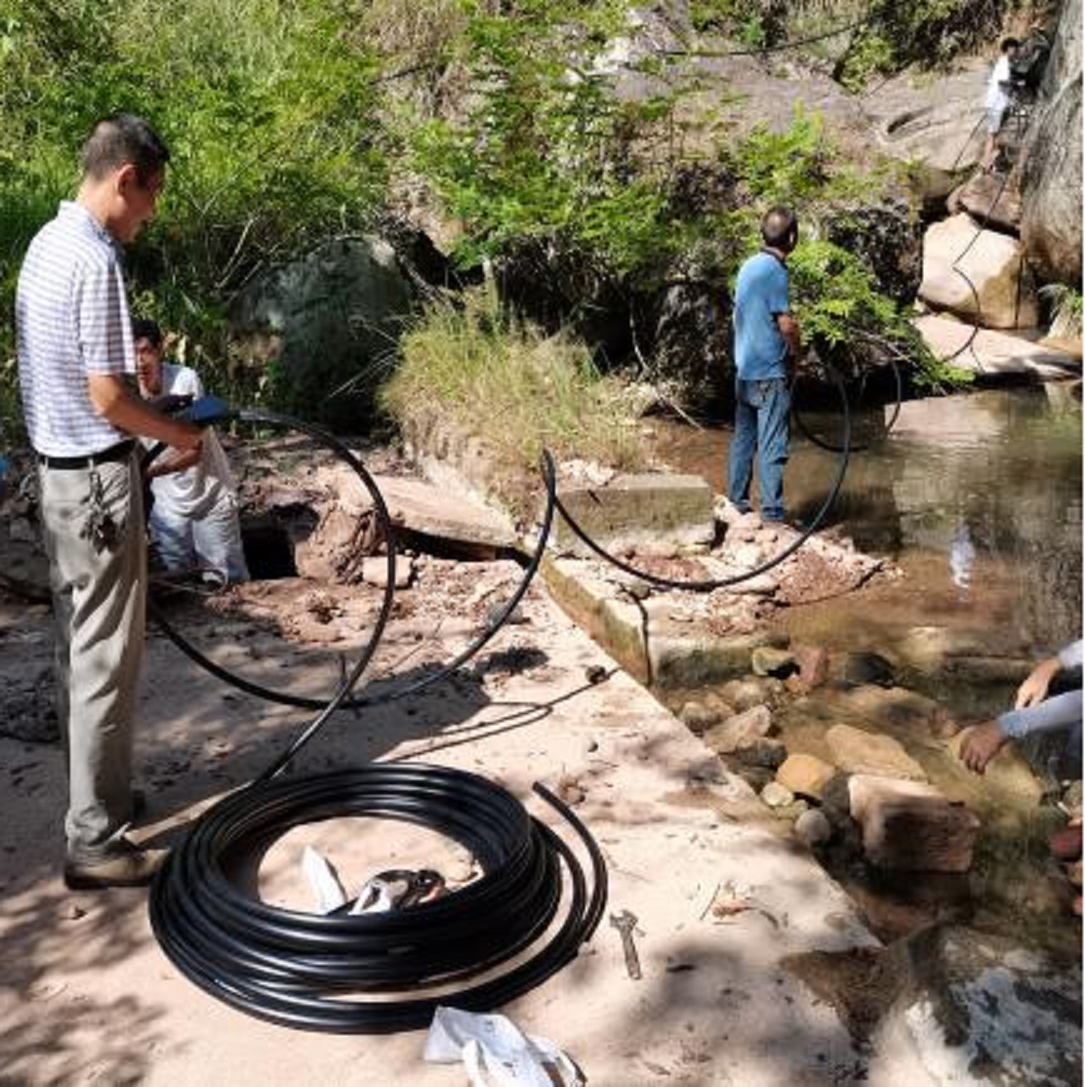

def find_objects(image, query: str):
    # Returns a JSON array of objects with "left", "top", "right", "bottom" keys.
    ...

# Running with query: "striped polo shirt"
[{"left": 16, "top": 201, "right": 137, "bottom": 457}]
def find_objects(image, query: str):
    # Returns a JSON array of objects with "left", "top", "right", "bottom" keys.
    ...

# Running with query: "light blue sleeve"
[
  {"left": 1059, "top": 640, "right": 1083, "bottom": 670},
  {"left": 767, "top": 263, "right": 790, "bottom": 316},
  {"left": 998, "top": 690, "right": 1083, "bottom": 739}
]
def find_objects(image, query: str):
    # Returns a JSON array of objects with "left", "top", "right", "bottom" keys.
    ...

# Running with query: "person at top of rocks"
[
  {"left": 980, "top": 36, "right": 1021, "bottom": 172},
  {"left": 134, "top": 317, "right": 249, "bottom": 584},
  {"left": 727, "top": 205, "right": 801, "bottom": 525}
]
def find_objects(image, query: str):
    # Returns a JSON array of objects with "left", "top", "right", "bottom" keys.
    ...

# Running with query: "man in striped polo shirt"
[{"left": 16, "top": 114, "right": 204, "bottom": 890}]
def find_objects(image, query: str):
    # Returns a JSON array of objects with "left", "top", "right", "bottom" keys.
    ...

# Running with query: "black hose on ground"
[
  {"left": 148, "top": 410, "right": 558, "bottom": 724},
  {"left": 553, "top": 362, "right": 852, "bottom": 593},
  {"left": 149, "top": 764, "right": 607, "bottom": 1033},
  {"left": 146, "top": 417, "right": 602, "bottom": 1034}
]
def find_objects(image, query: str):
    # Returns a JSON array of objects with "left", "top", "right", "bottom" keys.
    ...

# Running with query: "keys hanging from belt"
[{"left": 80, "top": 467, "right": 119, "bottom": 553}]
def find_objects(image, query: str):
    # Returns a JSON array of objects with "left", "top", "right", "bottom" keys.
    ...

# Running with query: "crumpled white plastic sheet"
[
  {"left": 424, "top": 1006, "right": 585, "bottom": 1087},
  {"left": 302, "top": 845, "right": 348, "bottom": 914}
]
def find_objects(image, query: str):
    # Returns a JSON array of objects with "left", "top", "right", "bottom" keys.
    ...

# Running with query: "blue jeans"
[{"left": 728, "top": 377, "right": 790, "bottom": 521}]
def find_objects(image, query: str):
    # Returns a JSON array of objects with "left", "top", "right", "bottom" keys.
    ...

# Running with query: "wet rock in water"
[
  {"left": 733, "top": 738, "right": 788, "bottom": 770},
  {"left": 794, "top": 808, "right": 832, "bottom": 847},
  {"left": 729, "top": 762, "right": 774, "bottom": 794},
  {"left": 776, "top": 753, "right": 836, "bottom": 801},
  {"left": 679, "top": 700, "right": 722, "bottom": 733},
  {"left": 704, "top": 704, "right": 773, "bottom": 755},
  {"left": 760, "top": 781, "right": 794, "bottom": 809},
  {"left": 719, "top": 677, "right": 775, "bottom": 712},
  {"left": 825, "top": 724, "right": 927, "bottom": 782},
  {"left": 774, "top": 799, "right": 809, "bottom": 820},
  {"left": 848, "top": 774, "right": 981, "bottom": 873},
  {"left": 868, "top": 924, "right": 1082, "bottom": 1086},
  {"left": 751, "top": 645, "right": 798, "bottom": 678},
  {"left": 792, "top": 645, "right": 830, "bottom": 690},
  {"left": 843, "top": 652, "right": 896, "bottom": 688}
]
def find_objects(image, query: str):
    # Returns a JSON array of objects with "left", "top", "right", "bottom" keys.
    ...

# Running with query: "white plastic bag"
[
  {"left": 424, "top": 1006, "right": 584, "bottom": 1087},
  {"left": 301, "top": 846, "right": 348, "bottom": 914}
]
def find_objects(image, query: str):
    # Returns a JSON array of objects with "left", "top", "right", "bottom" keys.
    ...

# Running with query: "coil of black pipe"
[{"left": 149, "top": 762, "right": 607, "bottom": 1033}]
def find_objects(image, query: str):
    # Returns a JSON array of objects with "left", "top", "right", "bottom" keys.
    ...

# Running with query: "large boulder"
[
  {"left": 863, "top": 59, "right": 991, "bottom": 201},
  {"left": 230, "top": 237, "right": 414, "bottom": 430},
  {"left": 918, "top": 213, "right": 1039, "bottom": 329},
  {"left": 1019, "top": 0, "right": 1083, "bottom": 285}
]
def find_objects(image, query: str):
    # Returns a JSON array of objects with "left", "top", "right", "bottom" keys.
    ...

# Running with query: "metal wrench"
[{"left": 609, "top": 908, "right": 642, "bottom": 980}]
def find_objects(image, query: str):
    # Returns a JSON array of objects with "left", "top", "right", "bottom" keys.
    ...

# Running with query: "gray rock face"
[
  {"left": 230, "top": 237, "right": 414, "bottom": 430},
  {"left": 863, "top": 59, "right": 991, "bottom": 197},
  {"left": 871, "top": 924, "right": 1082, "bottom": 1086},
  {"left": 1020, "top": 0, "right": 1082, "bottom": 285}
]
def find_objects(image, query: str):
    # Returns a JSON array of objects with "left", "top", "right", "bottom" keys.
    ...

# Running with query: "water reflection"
[{"left": 648, "top": 385, "right": 1083, "bottom": 650}]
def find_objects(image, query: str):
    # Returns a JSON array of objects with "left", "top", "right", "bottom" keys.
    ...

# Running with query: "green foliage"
[
  {"left": 835, "top": 0, "right": 1021, "bottom": 85},
  {"left": 0, "top": 0, "right": 388, "bottom": 410},
  {"left": 382, "top": 285, "right": 644, "bottom": 481},
  {"left": 411, "top": 0, "right": 682, "bottom": 276},
  {"left": 835, "top": 32, "right": 895, "bottom": 92},
  {"left": 733, "top": 105, "right": 829, "bottom": 205},
  {"left": 787, "top": 237, "right": 970, "bottom": 391}
]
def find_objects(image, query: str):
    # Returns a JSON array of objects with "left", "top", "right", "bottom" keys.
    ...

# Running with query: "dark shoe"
[
  {"left": 64, "top": 839, "right": 168, "bottom": 890},
  {"left": 131, "top": 788, "right": 147, "bottom": 821}
]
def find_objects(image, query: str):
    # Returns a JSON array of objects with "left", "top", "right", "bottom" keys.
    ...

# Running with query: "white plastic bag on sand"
[
  {"left": 424, "top": 1006, "right": 584, "bottom": 1087},
  {"left": 301, "top": 846, "right": 348, "bottom": 914}
]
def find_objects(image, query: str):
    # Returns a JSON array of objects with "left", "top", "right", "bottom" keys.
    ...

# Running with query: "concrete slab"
[
  {"left": 552, "top": 472, "right": 715, "bottom": 558},
  {"left": 914, "top": 314, "right": 1082, "bottom": 379},
  {"left": 0, "top": 576, "right": 881, "bottom": 1086},
  {"left": 331, "top": 466, "right": 519, "bottom": 552}
]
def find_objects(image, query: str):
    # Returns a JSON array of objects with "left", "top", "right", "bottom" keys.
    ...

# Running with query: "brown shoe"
[{"left": 64, "top": 839, "right": 168, "bottom": 890}]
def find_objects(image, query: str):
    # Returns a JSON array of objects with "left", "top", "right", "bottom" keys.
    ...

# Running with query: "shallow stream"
[
  {"left": 647, "top": 383, "right": 1083, "bottom": 950},
  {"left": 649, "top": 384, "right": 1082, "bottom": 689}
]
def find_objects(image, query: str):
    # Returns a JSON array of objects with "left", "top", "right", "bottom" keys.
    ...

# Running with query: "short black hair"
[
  {"left": 80, "top": 113, "right": 170, "bottom": 185},
  {"left": 1001, "top": 37, "right": 1020, "bottom": 52},
  {"left": 132, "top": 317, "right": 164, "bottom": 348},
  {"left": 761, "top": 206, "right": 798, "bottom": 251}
]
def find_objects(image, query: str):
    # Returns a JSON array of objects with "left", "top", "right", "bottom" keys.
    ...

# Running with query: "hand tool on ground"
[{"left": 609, "top": 908, "right": 642, "bottom": 980}]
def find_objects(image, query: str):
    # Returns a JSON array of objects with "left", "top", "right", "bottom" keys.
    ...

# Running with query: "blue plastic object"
[{"left": 184, "top": 395, "right": 233, "bottom": 425}]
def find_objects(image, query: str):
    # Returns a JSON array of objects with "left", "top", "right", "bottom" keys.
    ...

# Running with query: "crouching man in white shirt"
[{"left": 133, "top": 318, "right": 249, "bottom": 583}]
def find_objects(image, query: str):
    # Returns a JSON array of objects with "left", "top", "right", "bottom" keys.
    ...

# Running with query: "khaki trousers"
[{"left": 38, "top": 454, "right": 146, "bottom": 857}]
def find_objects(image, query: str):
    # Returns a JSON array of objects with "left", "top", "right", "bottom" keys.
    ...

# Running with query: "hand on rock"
[{"left": 960, "top": 720, "right": 1010, "bottom": 774}]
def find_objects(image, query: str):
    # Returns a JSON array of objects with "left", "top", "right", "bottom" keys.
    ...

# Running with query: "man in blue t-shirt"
[{"left": 727, "top": 206, "right": 801, "bottom": 523}]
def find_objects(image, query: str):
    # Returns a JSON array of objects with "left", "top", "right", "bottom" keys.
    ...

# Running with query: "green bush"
[
  {"left": 382, "top": 285, "right": 645, "bottom": 481},
  {"left": 0, "top": 0, "right": 388, "bottom": 411}
]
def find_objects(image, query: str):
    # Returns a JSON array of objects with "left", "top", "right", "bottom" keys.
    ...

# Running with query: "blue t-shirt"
[{"left": 733, "top": 250, "right": 790, "bottom": 380}]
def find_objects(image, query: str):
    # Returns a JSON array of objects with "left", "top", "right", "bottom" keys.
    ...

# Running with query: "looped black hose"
[
  {"left": 791, "top": 354, "right": 901, "bottom": 454},
  {"left": 148, "top": 414, "right": 558, "bottom": 720},
  {"left": 149, "top": 764, "right": 607, "bottom": 1033},
  {"left": 553, "top": 363, "right": 851, "bottom": 593}
]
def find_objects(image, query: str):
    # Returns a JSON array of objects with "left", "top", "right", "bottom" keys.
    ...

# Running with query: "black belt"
[{"left": 36, "top": 439, "right": 135, "bottom": 470}]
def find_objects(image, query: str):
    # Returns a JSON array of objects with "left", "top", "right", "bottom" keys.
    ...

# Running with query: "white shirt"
[
  {"left": 16, "top": 202, "right": 136, "bottom": 456},
  {"left": 147, "top": 363, "right": 237, "bottom": 518},
  {"left": 985, "top": 55, "right": 1012, "bottom": 113}
]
